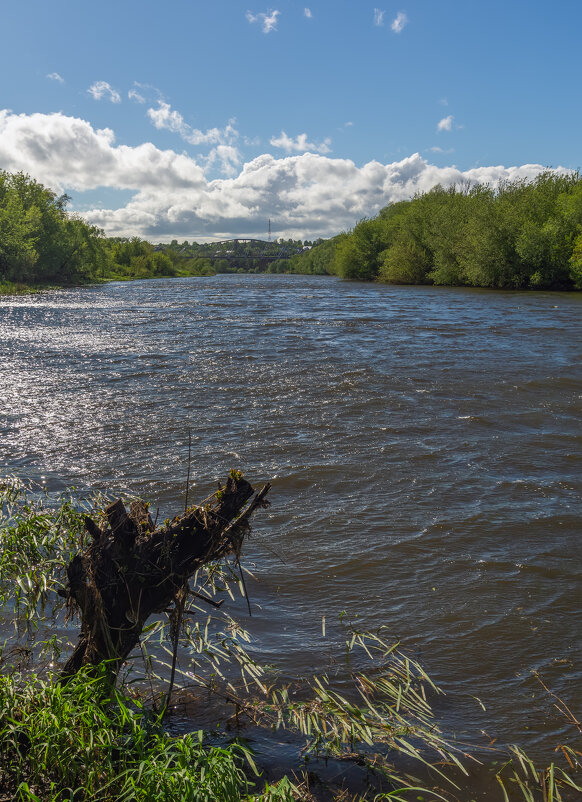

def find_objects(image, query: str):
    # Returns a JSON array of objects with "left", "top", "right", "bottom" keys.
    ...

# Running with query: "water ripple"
[{"left": 1, "top": 275, "right": 581, "bottom": 759}]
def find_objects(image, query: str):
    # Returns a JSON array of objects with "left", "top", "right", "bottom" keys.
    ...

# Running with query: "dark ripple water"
[{"left": 1, "top": 274, "right": 581, "bottom": 775}]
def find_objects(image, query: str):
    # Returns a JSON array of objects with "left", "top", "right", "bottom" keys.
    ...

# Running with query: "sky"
[{"left": 1, "top": 0, "right": 581, "bottom": 242}]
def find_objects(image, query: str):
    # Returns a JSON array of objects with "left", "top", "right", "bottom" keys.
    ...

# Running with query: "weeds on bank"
[
  {"left": 0, "top": 668, "right": 297, "bottom": 801},
  {"left": 0, "top": 281, "right": 61, "bottom": 296},
  {"left": 1, "top": 480, "right": 581, "bottom": 801},
  {"left": 0, "top": 479, "right": 86, "bottom": 630}
]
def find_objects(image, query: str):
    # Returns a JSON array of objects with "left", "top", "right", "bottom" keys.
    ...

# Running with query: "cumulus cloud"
[
  {"left": 0, "top": 109, "right": 564, "bottom": 242},
  {"left": 246, "top": 9, "right": 280, "bottom": 33},
  {"left": 88, "top": 81, "right": 121, "bottom": 104},
  {"left": 304, "top": 8, "right": 312, "bottom": 18},
  {"left": 391, "top": 12, "right": 408, "bottom": 33},
  {"left": 46, "top": 72, "right": 64, "bottom": 84},
  {"left": 0, "top": 109, "right": 206, "bottom": 194},
  {"left": 373, "top": 9, "right": 385, "bottom": 26},
  {"left": 203, "top": 145, "right": 243, "bottom": 177},
  {"left": 437, "top": 114, "right": 454, "bottom": 132},
  {"left": 147, "top": 101, "right": 238, "bottom": 149},
  {"left": 270, "top": 131, "right": 332, "bottom": 154}
]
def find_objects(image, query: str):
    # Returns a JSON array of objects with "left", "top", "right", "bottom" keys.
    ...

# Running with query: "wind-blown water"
[{"left": 1, "top": 274, "right": 581, "bottom": 770}]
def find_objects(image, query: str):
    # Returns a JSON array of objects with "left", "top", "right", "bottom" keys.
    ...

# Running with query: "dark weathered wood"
[
  {"left": 60, "top": 475, "right": 271, "bottom": 683},
  {"left": 84, "top": 515, "right": 103, "bottom": 541}
]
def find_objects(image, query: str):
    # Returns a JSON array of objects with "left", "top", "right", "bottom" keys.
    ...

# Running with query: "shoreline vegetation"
[
  {"left": 1, "top": 480, "right": 581, "bottom": 801},
  {"left": 2, "top": 170, "right": 582, "bottom": 295}
]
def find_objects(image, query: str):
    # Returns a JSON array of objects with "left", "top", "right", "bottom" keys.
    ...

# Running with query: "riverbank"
[
  {"left": 1, "top": 482, "right": 580, "bottom": 801},
  {"left": 0, "top": 482, "right": 464, "bottom": 801},
  {"left": 0, "top": 671, "right": 294, "bottom": 802},
  {"left": 0, "top": 270, "right": 209, "bottom": 296},
  {"left": 0, "top": 280, "right": 60, "bottom": 295}
]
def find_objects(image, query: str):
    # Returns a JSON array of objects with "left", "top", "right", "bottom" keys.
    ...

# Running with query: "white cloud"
[
  {"left": 203, "top": 145, "right": 243, "bottom": 177},
  {"left": 88, "top": 81, "right": 121, "bottom": 104},
  {"left": 0, "top": 110, "right": 566, "bottom": 241},
  {"left": 391, "top": 11, "right": 408, "bottom": 33},
  {"left": 246, "top": 9, "right": 280, "bottom": 33},
  {"left": 270, "top": 130, "right": 332, "bottom": 154},
  {"left": 437, "top": 115, "right": 454, "bottom": 132},
  {"left": 128, "top": 89, "right": 146, "bottom": 104},
  {"left": 373, "top": 9, "right": 385, "bottom": 26},
  {"left": 429, "top": 146, "right": 454, "bottom": 154},
  {"left": 147, "top": 101, "right": 239, "bottom": 150},
  {"left": 129, "top": 82, "right": 164, "bottom": 104},
  {"left": 304, "top": 8, "right": 312, "bottom": 18},
  {"left": 46, "top": 72, "right": 64, "bottom": 84},
  {"left": 0, "top": 110, "right": 206, "bottom": 194}
]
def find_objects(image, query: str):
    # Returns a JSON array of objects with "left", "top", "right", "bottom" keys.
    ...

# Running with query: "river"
[{"left": 1, "top": 274, "right": 581, "bottom": 792}]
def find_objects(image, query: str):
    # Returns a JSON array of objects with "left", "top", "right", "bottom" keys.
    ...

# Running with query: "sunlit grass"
[
  {"left": 0, "top": 669, "right": 299, "bottom": 801},
  {"left": 0, "top": 281, "right": 62, "bottom": 296}
]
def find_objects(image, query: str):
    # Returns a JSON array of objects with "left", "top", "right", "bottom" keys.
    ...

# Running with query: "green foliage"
[
  {"left": 0, "top": 185, "right": 39, "bottom": 280},
  {"left": 0, "top": 481, "right": 87, "bottom": 630},
  {"left": 0, "top": 171, "right": 108, "bottom": 286},
  {"left": 334, "top": 220, "right": 386, "bottom": 280},
  {"left": 0, "top": 170, "right": 336, "bottom": 288},
  {"left": 104, "top": 238, "right": 181, "bottom": 279},
  {"left": 160, "top": 238, "right": 310, "bottom": 276},
  {"left": 569, "top": 234, "right": 582, "bottom": 289},
  {"left": 276, "top": 236, "right": 340, "bottom": 275},
  {"left": 0, "top": 670, "right": 267, "bottom": 801},
  {"left": 330, "top": 172, "right": 582, "bottom": 289},
  {"left": 261, "top": 628, "right": 471, "bottom": 799},
  {"left": 0, "top": 484, "right": 466, "bottom": 799},
  {"left": 0, "top": 172, "right": 213, "bottom": 290},
  {"left": 181, "top": 257, "right": 215, "bottom": 276}
]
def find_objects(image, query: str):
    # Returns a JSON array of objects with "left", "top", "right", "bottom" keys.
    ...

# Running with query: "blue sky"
[{"left": 1, "top": 0, "right": 580, "bottom": 241}]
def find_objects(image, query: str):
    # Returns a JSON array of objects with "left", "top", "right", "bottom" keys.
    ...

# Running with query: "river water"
[{"left": 1, "top": 275, "right": 581, "bottom": 789}]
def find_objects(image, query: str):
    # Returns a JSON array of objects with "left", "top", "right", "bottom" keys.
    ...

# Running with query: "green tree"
[
  {"left": 332, "top": 222, "right": 384, "bottom": 280},
  {"left": 336, "top": 171, "right": 582, "bottom": 290},
  {"left": 0, "top": 186, "right": 39, "bottom": 282},
  {"left": 0, "top": 171, "right": 109, "bottom": 285}
]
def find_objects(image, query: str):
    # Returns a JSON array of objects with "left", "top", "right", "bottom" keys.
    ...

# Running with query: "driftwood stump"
[{"left": 61, "top": 474, "right": 270, "bottom": 682}]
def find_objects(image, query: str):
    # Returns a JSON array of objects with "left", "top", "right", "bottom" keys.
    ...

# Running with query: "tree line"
[
  {"left": 284, "top": 171, "right": 582, "bottom": 289},
  {"left": 4, "top": 169, "right": 582, "bottom": 290},
  {"left": 0, "top": 171, "right": 228, "bottom": 287}
]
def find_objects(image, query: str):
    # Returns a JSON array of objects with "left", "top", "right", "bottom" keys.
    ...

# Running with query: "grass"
[
  {"left": 0, "top": 669, "right": 298, "bottom": 801},
  {"left": 0, "top": 281, "right": 59, "bottom": 296}
]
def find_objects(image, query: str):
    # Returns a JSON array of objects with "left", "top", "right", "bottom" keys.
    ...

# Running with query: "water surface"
[{"left": 1, "top": 274, "right": 581, "bottom": 778}]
